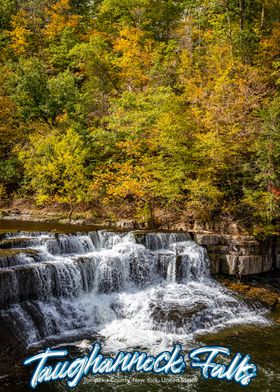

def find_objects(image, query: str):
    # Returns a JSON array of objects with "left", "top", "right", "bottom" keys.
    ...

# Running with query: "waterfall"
[{"left": 0, "top": 229, "right": 267, "bottom": 353}]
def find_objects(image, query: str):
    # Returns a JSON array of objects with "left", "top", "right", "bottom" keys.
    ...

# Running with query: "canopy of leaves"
[{"left": 0, "top": 0, "right": 279, "bottom": 231}]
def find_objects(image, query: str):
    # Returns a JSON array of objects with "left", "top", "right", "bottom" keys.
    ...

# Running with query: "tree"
[
  {"left": 243, "top": 96, "right": 280, "bottom": 232},
  {"left": 18, "top": 128, "right": 91, "bottom": 220},
  {"left": 0, "top": 69, "right": 24, "bottom": 199},
  {"left": 10, "top": 58, "right": 80, "bottom": 126},
  {"left": 44, "top": 0, "right": 81, "bottom": 40},
  {"left": 97, "top": 0, "right": 187, "bottom": 41},
  {"left": 90, "top": 87, "right": 195, "bottom": 224},
  {"left": 113, "top": 26, "right": 154, "bottom": 90},
  {"left": 0, "top": 0, "right": 280, "bottom": 233}
]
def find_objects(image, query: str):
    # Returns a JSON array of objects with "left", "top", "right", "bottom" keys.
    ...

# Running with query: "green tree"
[
  {"left": 91, "top": 87, "right": 195, "bottom": 224},
  {"left": 19, "top": 128, "right": 91, "bottom": 220},
  {"left": 10, "top": 58, "right": 80, "bottom": 126},
  {"left": 243, "top": 96, "right": 280, "bottom": 231}
]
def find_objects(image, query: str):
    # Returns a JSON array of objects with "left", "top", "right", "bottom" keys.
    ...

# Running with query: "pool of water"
[
  {"left": 1, "top": 316, "right": 279, "bottom": 392},
  {"left": 0, "top": 219, "right": 102, "bottom": 234}
]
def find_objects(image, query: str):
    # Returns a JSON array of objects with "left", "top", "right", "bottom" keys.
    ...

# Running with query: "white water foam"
[{"left": 0, "top": 230, "right": 269, "bottom": 353}]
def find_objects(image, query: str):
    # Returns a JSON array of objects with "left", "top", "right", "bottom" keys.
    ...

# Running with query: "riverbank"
[{"left": 0, "top": 199, "right": 253, "bottom": 233}]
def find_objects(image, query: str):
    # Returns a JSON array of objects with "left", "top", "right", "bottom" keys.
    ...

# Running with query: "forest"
[{"left": 0, "top": 0, "right": 279, "bottom": 234}]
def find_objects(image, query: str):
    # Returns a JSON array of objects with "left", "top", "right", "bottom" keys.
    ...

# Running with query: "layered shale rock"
[{"left": 194, "top": 233, "right": 279, "bottom": 276}]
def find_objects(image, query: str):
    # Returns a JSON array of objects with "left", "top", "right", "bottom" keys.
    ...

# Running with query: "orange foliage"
[
  {"left": 268, "top": 184, "right": 280, "bottom": 197},
  {"left": 44, "top": 0, "right": 80, "bottom": 39},
  {"left": 91, "top": 160, "right": 154, "bottom": 204},
  {"left": 113, "top": 27, "right": 154, "bottom": 90}
]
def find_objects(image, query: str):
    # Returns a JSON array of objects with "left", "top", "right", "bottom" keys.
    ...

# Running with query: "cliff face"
[{"left": 193, "top": 233, "right": 280, "bottom": 276}]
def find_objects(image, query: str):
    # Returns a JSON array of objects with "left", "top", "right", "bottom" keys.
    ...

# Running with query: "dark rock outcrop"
[{"left": 194, "top": 233, "right": 279, "bottom": 276}]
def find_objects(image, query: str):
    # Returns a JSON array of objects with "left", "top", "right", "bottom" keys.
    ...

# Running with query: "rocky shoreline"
[{"left": 219, "top": 274, "right": 280, "bottom": 311}]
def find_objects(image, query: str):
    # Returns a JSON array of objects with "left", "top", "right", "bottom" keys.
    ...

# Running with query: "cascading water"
[{"left": 0, "top": 230, "right": 268, "bottom": 355}]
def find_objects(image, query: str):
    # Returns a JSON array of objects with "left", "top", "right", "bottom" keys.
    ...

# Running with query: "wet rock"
[
  {"left": 224, "top": 255, "right": 239, "bottom": 275},
  {"left": 150, "top": 302, "right": 207, "bottom": 328},
  {"left": 0, "top": 314, "right": 27, "bottom": 376},
  {"left": 194, "top": 233, "right": 223, "bottom": 246},
  {"left": 219, "top": 255, "right": 263, "bottom": 276},
  {"left": 276, "top": 255, "right": 280, "bottom": 269},
  {"left": 206, "top": 245, "right": 228, "bottom": 254},
  {"left": 175, "top": 255, "right": 184, "bottom": 282},
  {"left": 208, "top": 254, "right": 225, "bottom": 274},
  {"left": 221, "top": 279, "right": 280, "bottom": 308},
  {"left": 262, "top": 254, "right": 274, "bottom": 272},
  {"left": 0, "top": 238, "right": 41, "bottom": 249},
  {"left": 115, "top": 220, "right": 138, "bottom": 229},
  {"left": 0, "top": 249, "right": 41, "bottom": 268},
  {"left": 238, "top": 256, "right": 263, "bottom": 275}
]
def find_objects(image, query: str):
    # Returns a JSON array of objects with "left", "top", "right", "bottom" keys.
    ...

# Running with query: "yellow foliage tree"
[
  {"left": 44, "top": 0, "right": 80, "bottom": 40},
  {"left": 113, "top": 27, "right": 154, "bottom": 90},
  {"left": 9, "top": 11, "right": 32, "bottom": 55}
]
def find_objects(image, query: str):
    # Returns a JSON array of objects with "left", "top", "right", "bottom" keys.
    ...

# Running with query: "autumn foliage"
[{"left": 0, "top": 0, "right": 280, "bottom": 232}]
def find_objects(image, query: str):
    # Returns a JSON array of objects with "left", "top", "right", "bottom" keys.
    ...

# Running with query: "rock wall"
[{"left": 193, "top": 233, "right": 280, "bottom": 276}]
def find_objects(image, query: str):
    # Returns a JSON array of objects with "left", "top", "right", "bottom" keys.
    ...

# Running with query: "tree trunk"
[
  {"left": 68, "top": 204, "right": 76, "bottom": 222},
  {"left": 261, "top": 4, "right": 265, "bottom": 30},
  {"left": 147, "top": 201, "right": 157, "bottom": 228},
  {"left": 239, "top": 0, "right": 246, "bottom": 31}
]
